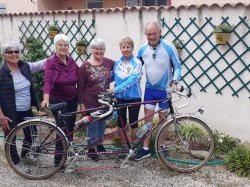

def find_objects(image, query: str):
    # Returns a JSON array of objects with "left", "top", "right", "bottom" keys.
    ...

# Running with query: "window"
[
  {"left": 143, "top": 0, "right": 167, "bottom": 6},
  {"left": 126, "top": 0, "right": 139, "bottom": 6},
  {"left": 87, "top": 0, "right": 103, "bottom": 9},
  {"left": 0, "top": 4, "right": 6, "bottom": 14}
]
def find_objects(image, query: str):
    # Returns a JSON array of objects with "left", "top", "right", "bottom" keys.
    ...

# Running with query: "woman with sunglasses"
[{"left": 0, "top": 41, "right": 46, "bottom": 165}]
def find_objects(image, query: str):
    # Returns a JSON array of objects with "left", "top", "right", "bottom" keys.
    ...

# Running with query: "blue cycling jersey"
[
  {"left": 137, "top": 38, "right": 181, "bottom": 91},
  {"left": 113, "top": 55, "right": 142, "bottom": 99}
]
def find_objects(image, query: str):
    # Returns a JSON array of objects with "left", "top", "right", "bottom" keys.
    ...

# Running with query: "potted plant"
[
  {"left": 172, "top": 39, "right": 183, "bottom": 54},
  {"left": 214, "top": 23, "right": 234, "bottom": 45},
  {"left": 75, "top": 39, "right": 87, "bottom": 54},
  {"left": 47, "top": 24, "right": 59, "bottom": 39},
  {"left": 180, "top": 124, "right": 206, "bottom": 150}
]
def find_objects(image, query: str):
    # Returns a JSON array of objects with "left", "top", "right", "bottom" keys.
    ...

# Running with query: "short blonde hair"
[{"left": 119, "top": 37, "right": 134, "bottom": 49}]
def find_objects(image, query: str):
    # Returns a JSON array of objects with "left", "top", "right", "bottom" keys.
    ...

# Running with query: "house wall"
[
  {"left": 0, "top": 4, "right": 249, "bottom": 141},
  {"left": 0, "top": 0, "right": 38, "bottom": 13}
]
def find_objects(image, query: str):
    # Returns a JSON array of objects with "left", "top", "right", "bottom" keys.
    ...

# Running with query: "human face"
[
  {"left": 145, "top": 24, "right": 161, "bottom": 47},
  {"left": 120, "top": 43, "right": 133, "bottom": 60},
  {"left": 91, "top": 47, "right": 105, "bottom": 61},
  {"left": 55, "top": 40, "right": 69, "bottom": 56},
  {"left": 3, "top": 49, "right": 21, "bottom": 64}
]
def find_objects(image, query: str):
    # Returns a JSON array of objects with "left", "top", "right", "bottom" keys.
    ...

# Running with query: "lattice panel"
[
  {"left": 18, "top": 19, "right": 96, "bottom": 63},
  {"left": 161, "top": 16, "right": 250, "bottom": 98}
]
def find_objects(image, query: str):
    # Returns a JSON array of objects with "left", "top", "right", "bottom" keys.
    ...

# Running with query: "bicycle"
[{"left": 4, "top": 84, "right": 214, "bottom": 179}]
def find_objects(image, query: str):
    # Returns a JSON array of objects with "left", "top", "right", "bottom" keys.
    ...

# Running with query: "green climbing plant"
[{"left": 23, "top": 38, "right": 47, "bottom": 102}]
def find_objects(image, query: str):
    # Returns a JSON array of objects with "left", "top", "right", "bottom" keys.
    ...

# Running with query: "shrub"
[
  {"left": 23, "top": 38, "right": 47, "bottom": 102},
  {"left": 180, "top": 124, "right": 205, "bottom": 143},
  {"left": 225, "top": 146, "right": 250, "bottom": 177},
  {"left": 213, "top": 130, "right": 241, "bottom": 155},
  {"left": 214, "top": 23, "right": 235, "bottom": 33}
]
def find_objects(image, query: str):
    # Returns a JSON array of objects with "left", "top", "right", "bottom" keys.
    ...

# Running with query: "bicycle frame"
[{"left": 56, "top": 97, "right": 172, "bottom": 152}]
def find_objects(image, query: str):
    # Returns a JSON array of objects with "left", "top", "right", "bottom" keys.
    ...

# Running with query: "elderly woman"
[
  {"left": 0, "top": 41, "right": 46, "bottom": 164},
  {"left": 41, "top": 34, "right": 78, "bottom": 166},
  {"left": 78, "top": 38, "right": 115, "bottom": 161},
  {"left": 109, "top": 37, "right": 142, "bottom": 142}
]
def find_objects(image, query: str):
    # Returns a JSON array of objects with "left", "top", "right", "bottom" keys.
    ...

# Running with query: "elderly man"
[{"left": 133, "top": 21, "right": 182, "bottom": 160}]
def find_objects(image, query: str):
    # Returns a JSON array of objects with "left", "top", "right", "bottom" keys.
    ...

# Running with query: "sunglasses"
[
  {"left": 5, "top": 50, "right": 20, "bottom": 54},
  {"left": 152, "top": 47, "right": 157, "bottom": 59}
]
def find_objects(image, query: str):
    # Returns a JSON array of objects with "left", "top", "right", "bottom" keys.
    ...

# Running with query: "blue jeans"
[{"left": 87, "top": 119, "right": 105, "bottom": 145}]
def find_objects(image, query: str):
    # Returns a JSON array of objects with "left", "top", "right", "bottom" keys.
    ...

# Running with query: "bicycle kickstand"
[{"left": 120, "top": 149, "right": 134, "bottom": 168}]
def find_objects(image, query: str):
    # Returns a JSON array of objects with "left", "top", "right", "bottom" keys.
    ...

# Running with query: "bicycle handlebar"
[
  {"left": 97, "top": 98, "right": 114, "bottom": 118},
  {"left": 166, "top": 86, "right": 193, "bottom": 109}
]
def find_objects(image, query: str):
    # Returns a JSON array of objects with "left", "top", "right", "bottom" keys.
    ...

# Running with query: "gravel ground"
[{"left": 0, "top": 144, "right": 250, "bottom": 187}]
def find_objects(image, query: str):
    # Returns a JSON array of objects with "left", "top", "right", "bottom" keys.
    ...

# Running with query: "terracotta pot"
[
  {"left": 189, "top": 141, "right": 203, "bottom": 150},
  {"left": 76, "top": 45, "right": 86, "bottom": 54},
  {"left": 214, "top": 32, "right": 230, "bottom": 45},
  {"left": 48, "top": 30, "right": 59, "bottom": 39}
]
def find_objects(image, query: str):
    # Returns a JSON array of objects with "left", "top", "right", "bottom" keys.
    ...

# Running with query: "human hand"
[
  {"left": 107, "top": 89, "right": 115, "bottom": 93},
  {"left": 171, "top": 81, "right": 178, "bottom": 91},
  {"left": 0, "top": 115, "right": 12, "bottom": 131},
  {"left": 41, "top": 100, "right": 49, "bottom": 108}
]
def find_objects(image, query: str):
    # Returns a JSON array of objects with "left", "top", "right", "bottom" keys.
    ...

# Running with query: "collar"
[{"left": 120, "top": 55, "right": 134, "bottom": 62}]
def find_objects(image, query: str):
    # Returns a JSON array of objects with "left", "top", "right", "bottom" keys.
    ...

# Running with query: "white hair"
[
  {"left": 1, "top": 41, "right": 22, "bottom": 55},
  {"left": 90, "top": 38, "right": 106, "bottom": 49},
  {"left": 53, "top": 34, "right": 69, "bottom": 45}
]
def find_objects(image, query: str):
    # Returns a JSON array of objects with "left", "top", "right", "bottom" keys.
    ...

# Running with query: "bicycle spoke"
[{"left": 156, "top": 116, "right": 214, "bottom": 172}]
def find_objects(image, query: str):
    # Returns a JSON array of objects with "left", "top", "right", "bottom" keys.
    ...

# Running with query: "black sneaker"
[
  {"left": 97, "top": 145, "right": 108, "bottom": 157},
  {"left": 88, "top": 148, "right": 99, "bottom": 161},
  {"left": 133, "top": 148, "right": 151, "bottom": 161}
]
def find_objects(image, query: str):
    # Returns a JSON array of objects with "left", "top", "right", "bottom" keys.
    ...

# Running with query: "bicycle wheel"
[
  {"left": 155, "top": 116, "right": 214, "bottom": 172},
  {"left": 5, "top": 119, "right": 68, "bottom": 179}
]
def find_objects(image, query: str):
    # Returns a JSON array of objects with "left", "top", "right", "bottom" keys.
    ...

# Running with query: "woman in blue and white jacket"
[{"left": 109, "top": 37, "right": 142, "bottom": 141}]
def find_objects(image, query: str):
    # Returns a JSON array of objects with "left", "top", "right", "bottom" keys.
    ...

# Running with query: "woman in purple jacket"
[{"left": 41, "top": 34, "right": 78, "bottom": 166}]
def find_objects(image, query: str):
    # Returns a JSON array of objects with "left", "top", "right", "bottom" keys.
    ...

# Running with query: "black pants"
[
  {"left": 117, "top": 98, "right": 141, "bottom": 129},
  {"left": 7, "top": 109, "right": 36, "bottom": 164},
  {"left": 51, "top": 98, "right": 77, "bottom": 164}
]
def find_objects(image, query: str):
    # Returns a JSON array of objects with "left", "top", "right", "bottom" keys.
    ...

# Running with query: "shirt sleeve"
[
  {"left": 43, "top": 58, "right": 55, "bottom": 94},
  {"left": 170, "top": 45, "right": 182, "bottom": 81},
  {"left": 28, "top": 59, "right": 47, "bottom": 73}
]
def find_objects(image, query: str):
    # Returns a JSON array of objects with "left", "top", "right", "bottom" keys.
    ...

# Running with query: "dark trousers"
[
  {"left": 51, "top": 98, "right": 77, "bottom": 164},
  {"left": 117, "top": 98, "right": 141, "bottom": 129},
  {"left": 6, "top": 109, "right": 36, "bottom": 164}
]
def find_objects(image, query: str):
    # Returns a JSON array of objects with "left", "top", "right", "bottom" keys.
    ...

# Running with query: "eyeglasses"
[
  {"left": 56, "top": 44, "right": 69, "bottom": 48},
  {"left": 152, "top": 48, "right": 157, "bottom": 59},
  {"left": 5, "top": 50, "right": 20, "bottom": 54},
  {"left": 92, "top": 48, "right": 105, "bottom": 51}
]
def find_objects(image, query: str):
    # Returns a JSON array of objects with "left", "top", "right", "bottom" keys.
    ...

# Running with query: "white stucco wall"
[{"left": 0, "top": 4, "right": 249, "bottom": 141}]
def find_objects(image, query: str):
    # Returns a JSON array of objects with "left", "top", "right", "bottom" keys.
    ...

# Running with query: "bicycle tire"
[
  {"left": 155, "top": 116, "right": 214, "bottom": 172},
  {"left": 5, "top": 119, "right": 68, "bottom": 180}
]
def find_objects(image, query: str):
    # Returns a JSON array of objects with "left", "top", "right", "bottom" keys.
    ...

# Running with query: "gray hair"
[
  {"left": 53, "top": 34, "right": 69, "bottom": 45},
  {"left": 1, "top": 41, "right": 22, "bottom": 55},
  {"left": 90, "top": 38, "right": 106, "bottom": 49},
  {"left": 145, "top": 21, "right": 161, "bottom": 33}
]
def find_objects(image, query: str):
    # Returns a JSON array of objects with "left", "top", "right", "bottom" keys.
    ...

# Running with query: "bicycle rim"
[
  {"left": 5, "top": 120, "right": 68, "bottom": 179},
  {"left": 155, "top": 116, "right": 214, "bottom": 172}
]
